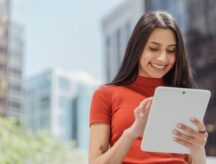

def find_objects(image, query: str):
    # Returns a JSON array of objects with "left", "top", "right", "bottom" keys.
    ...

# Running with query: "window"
[
  {"left": 10, "top": 68, "right": 22, "bottom": 76},
  {"left": 0, "top": 97, "right": 5, "bottom": 105},
  {"left": 8, "top": 84, "right": 22, "bottom": 92},
  {"left": 8, "top": 101, "right": 21, "bottom": 109},
  {"left": 0, "top": 63, "right": 6, "bottom": 71},
  {"left": 59, "top": 77, "right": 70, "bottom": 90},
  {"left": 59, "top": 96, "right": 71, "bottom": 109},
  {"left": 40, "top": 115, "right": 50, "bottom": 129},
  {"left": 40, "top": 96, "right": 50, "bottom": 109}
]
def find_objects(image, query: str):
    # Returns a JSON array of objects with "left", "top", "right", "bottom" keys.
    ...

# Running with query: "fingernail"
[
  {"left": 177, "top": 123, "right": 182, "bottom": 128},
  {"left": 172, "top": 130, "right": 177, "bottom": 134},
  {"left": 190, "top": 117, "right": 196, "bottom": 122}
]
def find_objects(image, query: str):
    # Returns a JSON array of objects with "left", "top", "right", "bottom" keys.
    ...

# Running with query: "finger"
[
  {"left": 145, "top": 98, "right": 153, "bottom": 110},
  {"left": 176, "top": 123, "right": 208, "bottom": 145},
  {"left": 134, "top": 105, "right": 147, "bottom": 118},
  {"left": 173, "top": 137, "right": 193, "bottom": 149},
  {"left": 134, "top": 106, "right": 141, "bottom": 117},
  {"left": 173, "top": 129, "right": 208, "bottom": 151},
  {"left": 136, "top": 97, "right": 152, "bottom": 119},
  {"left": 140, "top": 97, "right": 153, "bottom": 110},
  {"left": 177, "top": 123, "right": 198, "bottom": 137},
  {"left": 140, "top": 105, "right": 149, "bottom": 116},
  {"left": 172, "top": 129, "right": 197, "bottom": 145},
  {"left": 190, "top": 117, "right": 207, "bottom": 133},
  {"left": 173, "top": 128, "right": 208, "bottom": 147}
]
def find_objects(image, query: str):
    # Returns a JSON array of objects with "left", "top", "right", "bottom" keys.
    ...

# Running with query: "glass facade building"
[
  {"left": 25, "top": 68, "right": 101, "bottom": 149},
  {"left": 25, "top": 69, "right": 77, "bottom": 141},
  {"left": 76, "top": 83, "right": 97, "bottom": 149},
  {"left": 25, "top": 70, "right": 51, "bottom": 132}
]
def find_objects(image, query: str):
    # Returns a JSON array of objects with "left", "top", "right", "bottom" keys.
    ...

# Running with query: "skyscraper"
[
  {"left": 0, "top": 0, "right": 10, "bottom": 116},
  {"left": 0, "top": 0, "right": 23, "bottom": 118},
  {"left": 6, "top": 22, "right": 24, "bottom": 117}
]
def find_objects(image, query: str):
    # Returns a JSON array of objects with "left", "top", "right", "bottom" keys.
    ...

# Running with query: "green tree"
[{"left": 0, "top": 117, "right": 87, "bottom": 164}]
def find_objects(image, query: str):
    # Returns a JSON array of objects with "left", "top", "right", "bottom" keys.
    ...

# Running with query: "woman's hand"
[
  {"left": 172, "top": 117, "right": 208, "bottom": 163},
  {"left": 126, "top": 97, "right": 153, "bottom": 140}
]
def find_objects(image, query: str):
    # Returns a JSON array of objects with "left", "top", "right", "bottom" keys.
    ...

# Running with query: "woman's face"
[{"left": 138, "top": 28, "right": 176, "bottom": 78}]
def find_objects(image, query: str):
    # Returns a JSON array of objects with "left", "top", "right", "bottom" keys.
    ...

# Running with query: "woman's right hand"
[{"left": 126, "top": 97, "right": 153, "bottom": 140}]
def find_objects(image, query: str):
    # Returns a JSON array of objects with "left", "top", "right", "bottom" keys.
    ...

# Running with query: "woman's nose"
[{"left": 157, "top": 51, "right": 168, "bottom": 62}]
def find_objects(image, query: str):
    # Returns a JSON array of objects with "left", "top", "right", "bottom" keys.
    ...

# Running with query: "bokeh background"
[{"left": 0, "top": 0, "right": 215, "bottom": 163}]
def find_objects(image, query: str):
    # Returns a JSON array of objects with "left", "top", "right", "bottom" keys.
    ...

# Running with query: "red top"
[{"left": 90, "top": 76, "right": 187, "bottom": 164}]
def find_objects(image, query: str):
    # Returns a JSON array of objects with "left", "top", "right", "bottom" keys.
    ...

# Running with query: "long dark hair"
[{"left": 108, "top": 11, "right": 195, "bottom": 88}]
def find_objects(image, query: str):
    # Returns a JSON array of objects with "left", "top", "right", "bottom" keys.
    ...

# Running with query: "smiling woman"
[
  {"left": 138, "top": 28, "right": 176, "bottom": 78},
  {"left": 89, "top": 11, "right": 207, "bottom": 164}
]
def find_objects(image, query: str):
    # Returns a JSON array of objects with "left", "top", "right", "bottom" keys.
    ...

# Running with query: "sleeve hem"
[{"left": 89, "top": 120, "right": 110, "bottom": 127}]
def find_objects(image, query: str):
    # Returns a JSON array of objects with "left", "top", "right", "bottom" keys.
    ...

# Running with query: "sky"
[{"left": 11, "top": 0, "right": 126, "bottom": 81}]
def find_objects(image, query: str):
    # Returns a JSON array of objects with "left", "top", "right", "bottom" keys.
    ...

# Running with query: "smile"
[{"left": 150, "top": 63, "right": 166, "bottom": 71}]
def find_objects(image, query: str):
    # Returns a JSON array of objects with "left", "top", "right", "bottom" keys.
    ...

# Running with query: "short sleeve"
[{"left": 89, "top": 85, "right": 112, "bottom": 126}]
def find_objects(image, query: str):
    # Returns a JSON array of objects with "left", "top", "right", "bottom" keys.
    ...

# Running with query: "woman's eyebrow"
[
  {"left": 148, "top": 42, "right": 176, "bottom": 47},
  {"left": 148, "top": 41, "right": 161, "bottom": 45}
]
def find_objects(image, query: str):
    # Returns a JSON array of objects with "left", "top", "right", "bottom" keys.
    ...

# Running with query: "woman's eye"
[
  {"left": 167, "top": 49, "right": 176, "bottom": 53},
  {"left": 149, "top": 47, "right": 158, "bottom": 51}
]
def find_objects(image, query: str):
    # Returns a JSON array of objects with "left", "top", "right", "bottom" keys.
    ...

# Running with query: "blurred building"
[
  {"left": 184, "top": 0, "right": 216, "bottom": 156},
  {"left": 76, "top": 82, "right": 98, "bottom": 149},
  {"left": 0, "top": 0, "right": 23, "bottom": 118},
  {"left": 6, "top": 22, "right": 24, "bottom": 117},
  {"left": 25, "top": 68, "right": 100, "bottom": 148},
  {"left": 25, "top": 70, "right": 52, "bottom": 134},
  {"left": 102, "top": 0, "right": 216, "bottom": 156},
  {"left": 0, "top": 0, "right": 10, "bottom": 116},
  {"left": 102, "top": 0, "right": 144, "bottom": 82},
  {"left": 145, "top": 0, "right": 187, "bottom": 32}
]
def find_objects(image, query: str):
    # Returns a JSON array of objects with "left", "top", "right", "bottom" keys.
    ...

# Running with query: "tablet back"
[{"left": 141, "top": 87, "right": 211, "bottom": 154}]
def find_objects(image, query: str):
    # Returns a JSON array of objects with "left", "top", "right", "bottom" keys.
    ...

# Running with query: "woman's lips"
[{"left": 150, "top": 62, "right": 166, "bottom": 71}]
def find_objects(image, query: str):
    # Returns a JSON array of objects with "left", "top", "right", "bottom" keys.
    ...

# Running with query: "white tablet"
[{"left": 140, "top": 86, "right": 211, "bottom": 154}]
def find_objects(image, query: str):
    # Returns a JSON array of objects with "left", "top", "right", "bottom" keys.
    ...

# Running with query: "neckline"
[{"left": 133, "top": 75, "right": 164, "bottom": 87}]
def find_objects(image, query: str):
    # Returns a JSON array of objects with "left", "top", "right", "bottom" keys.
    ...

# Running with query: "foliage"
[{"left": 0, "top": 117, "right": 87, "bottom": 164}]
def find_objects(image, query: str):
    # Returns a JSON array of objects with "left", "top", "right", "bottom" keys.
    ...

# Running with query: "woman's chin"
[{"left": 147, "top": 72, "right": 165, "bottom": 78}]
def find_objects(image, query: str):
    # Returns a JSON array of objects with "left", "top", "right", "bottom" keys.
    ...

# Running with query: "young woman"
[{"left": 89, "top": 11, "right": 208, "bottom": 164}]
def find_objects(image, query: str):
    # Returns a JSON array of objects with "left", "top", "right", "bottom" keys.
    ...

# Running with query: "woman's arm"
[
  {"left": 190, "top": 147, "right": 206, "bottom": 164},
  {"left": 89, "top": 97, "right": 153, "bottom": 164},
  {"left": 89, "top": 124, "right": 136, "bottom": 164}
]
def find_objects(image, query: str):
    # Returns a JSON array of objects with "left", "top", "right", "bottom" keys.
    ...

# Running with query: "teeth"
[{"left": 151, "top": 63, "right": 165, "bottom": 69}]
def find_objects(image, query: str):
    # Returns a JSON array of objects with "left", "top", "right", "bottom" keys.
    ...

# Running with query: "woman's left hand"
[{"left": 172, "top": 117, "right": 208, "bottom": 154}]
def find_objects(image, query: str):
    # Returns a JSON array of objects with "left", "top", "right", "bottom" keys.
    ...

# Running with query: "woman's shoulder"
[
  {"left": 94, "top": 84, "right": 117, "bottom": 95},
  {"left": 93, "top": 84, "right": 127, "bottom": 99},
  {"left": 91, "top": 85, "right": 117, "bottom": 104}
]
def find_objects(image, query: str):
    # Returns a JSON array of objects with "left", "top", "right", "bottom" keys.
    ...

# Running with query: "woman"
[{"left": 89, "top": 11, "right": 208, "bottom": 164}]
